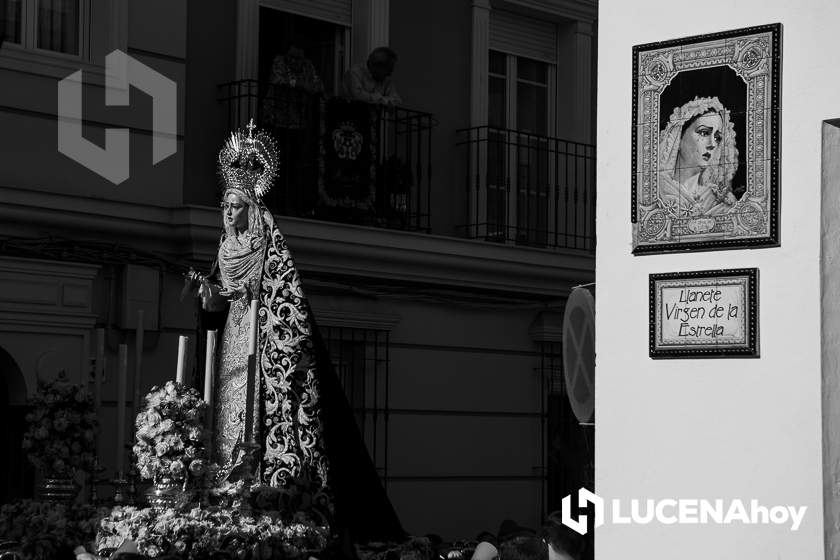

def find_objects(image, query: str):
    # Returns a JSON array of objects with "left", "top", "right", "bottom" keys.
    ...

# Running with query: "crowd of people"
[
  {"left": 468, "top": 513, "right": 585, "bottom": 560},
  {"left": 377, "top": 514, "right": 588, "bottom": 560}
]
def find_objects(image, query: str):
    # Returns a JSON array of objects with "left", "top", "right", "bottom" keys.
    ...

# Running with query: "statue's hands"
[
  {"left": 180, "top": 268, "right": 206, "bottom": 301},
  {"left": 220, "top": 282, "right": 250, "bottom": 301},
  {"left": 197, "top": 278, "right": 214, "bottom": 301}
]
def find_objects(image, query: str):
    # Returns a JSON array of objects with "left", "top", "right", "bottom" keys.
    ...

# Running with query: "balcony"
[
  {"left": 219, "top": 80, "right": 434, "bottom": 232},
  {"left": 458, "top": 126, "right": 596, "bottom": 252}
]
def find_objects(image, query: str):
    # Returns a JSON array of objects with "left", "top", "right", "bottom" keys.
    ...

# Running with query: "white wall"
[{"left": 596, "top": 2, "right": 839, "bottom": 558}]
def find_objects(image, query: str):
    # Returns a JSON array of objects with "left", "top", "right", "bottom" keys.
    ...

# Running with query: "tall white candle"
[
  {"left": 116, "top": 344, "right": 128, "bottom": 478},
  {"left": 133, "top": 310, "right": 144, "bottom": 414},
  {"left": 176, "top": 335, "right": 188, "bottom": 385},
  {"left": 95, "top": 328, "right": 104, "bottom": 413},
  {"left": 244, "top": 300, "right": 259, "bottom": 442},
  {"left": 248, "top": 299, "right": 259, "bottom": 356},
  {"left": 204, "top": 330, "right": 216, "bottom": 405}
]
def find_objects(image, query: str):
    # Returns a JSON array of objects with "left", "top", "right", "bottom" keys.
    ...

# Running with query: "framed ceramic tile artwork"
[{"left": 632, "top": 24, "right": 781, "bottom": 254}]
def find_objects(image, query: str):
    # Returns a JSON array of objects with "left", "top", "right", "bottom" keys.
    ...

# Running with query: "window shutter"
[
  {"left": 259, "top": 0, "right": 352, "bottom": 26},
  {"left": 489, "top": 9, "right": 557, "bottom": 64}
]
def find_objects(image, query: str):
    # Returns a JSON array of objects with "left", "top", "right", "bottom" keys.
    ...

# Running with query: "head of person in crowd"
[
  {"left": 498, "top": 536, "right": 546, "bottom": 560},
  {"left": 470, "top": 540, "right": 499, "bottom": 560},
  {"left": 497, "top": 519, "right": 536, "bottom": 544},
  {"left": 541, "top": 511, "right": 585, "bottom": 560},
  {"left": 367, "top": 46, "right": 398, "bottom": 82}
]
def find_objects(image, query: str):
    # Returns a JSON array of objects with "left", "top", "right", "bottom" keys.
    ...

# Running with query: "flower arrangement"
[
  {"left": 208, "top": 480, "right": 330, "bottom": 522},
  {"left": 0, "top": 500, "right": 109, "bottom": 560},
  {"left": 133, "top": 382, "right": 209, "bottom": 483},
  {"left": 21, "top": 371, "right": 98, "bottom": 475},
  {"left": 96, "top": 505, "right": 330, "bottom": 559}
]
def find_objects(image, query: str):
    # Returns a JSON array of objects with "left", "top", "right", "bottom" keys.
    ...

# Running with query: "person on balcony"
[
  {"left": 264, "top": 45, "right": 323, "bottom": 129},
  {"left": 342, "top": 46, "right": 402, "bottom": 106},
  {"left": 262, "top": 45, "right": 323, "bottom": 216},
  {"left": 270, "top": 45, "right": 323, "bottom": 94}
]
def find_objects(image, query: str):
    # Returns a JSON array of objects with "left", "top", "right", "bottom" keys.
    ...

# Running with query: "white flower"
[
  {"left": 188, "top": 459, "right": 205, "bottom": 476},
  {"left": 159, "top": 419, "right": 175, "bottom": 433}
]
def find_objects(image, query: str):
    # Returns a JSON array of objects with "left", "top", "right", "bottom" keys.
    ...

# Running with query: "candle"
[
  {"left": 248, "top": 299, "right": 259, "bottom": 356},
  {"left": 204, "top": 331, "right": 216, "bottom": 405},
  {"left": 176, "top": 335, "right": 188, "bottom": 385},
  {"left": 95, "top": 328, "right": 104, "bottom": 413},
  {"left": 204, "top": 331, "right": 216, "bottom": 441},
  {"left": 244, "top": 300, "right": 259, "bottom": 442},
  {"left": 116, "top": 344, "right": 128, "bottom": 478},
  {"left": 133, "top": 310, "right": 144, "bottom": 414}
]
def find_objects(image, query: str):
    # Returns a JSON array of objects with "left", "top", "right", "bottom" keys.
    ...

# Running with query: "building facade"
[{"left": 0, "top": 0, "right": 595, "bottom": 539}]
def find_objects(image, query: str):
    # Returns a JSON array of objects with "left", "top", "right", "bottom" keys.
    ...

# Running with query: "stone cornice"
[{"left": 0, "top": 186, "right": 594, "bottom": 299}]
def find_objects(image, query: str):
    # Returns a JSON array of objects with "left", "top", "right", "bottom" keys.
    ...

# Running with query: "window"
[
  {"left": 255, "top": 8, "right": 349, "bottom": 217},
  {"left": 0, "top": 0, "right": 124, "bottom": 81},
  {"left": 487, "top": 49, "right": 554, "bottom": 246},
  {"left": 2, "top": 0, "right": 85, "bottom": 56},
  {"left": 321, "top": 326, "right": 390, "bottom": 479}
]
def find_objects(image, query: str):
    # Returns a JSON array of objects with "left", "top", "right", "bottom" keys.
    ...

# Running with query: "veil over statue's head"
[
  {"left": 659, "top": 96, "right": 739, "bottom": 190},
  {"left": 217, "top": 119, "right": 280, "bottom": 234}
]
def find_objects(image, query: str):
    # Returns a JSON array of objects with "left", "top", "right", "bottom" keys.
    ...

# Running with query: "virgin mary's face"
[
  {"left": 677, "top": 112, "right": 723, "bottom": 173},
  {"left": 222, "top": 192, "right": 249, "bottom": 233}
]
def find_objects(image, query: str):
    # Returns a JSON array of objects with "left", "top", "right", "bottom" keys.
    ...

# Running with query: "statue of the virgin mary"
[{"left": 186, "top": 119, "right": 403, "bottom": 542}]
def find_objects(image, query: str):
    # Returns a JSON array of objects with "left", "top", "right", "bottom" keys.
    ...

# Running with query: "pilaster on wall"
[
  {"left": 351, "top": 0, "right": 390, "bottom": 65},
  {"left": 468, "top": 0, "right": 491, "bottom": 238},
  {"left": 571, "top": 20, "right": 594, "bottom": 144},
  {"left": 235, "top": 0, "right": 259, "bottom": 81},
  {"left": 107, "top": 0, "right": 129, "bottom": 54},
  {"left": 556, "top": 18, "right": 595, "bottom": 144},
  {"left": 470, "top": 0, "right": 491, "bottom": 129},
  {"left": 821, "top": 118, "right": 840, "bottom": 559}
]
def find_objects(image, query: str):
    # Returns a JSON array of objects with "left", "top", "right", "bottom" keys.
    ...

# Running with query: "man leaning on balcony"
[{"left": 342, "top": 46, "right": 402, "bottom": 106}]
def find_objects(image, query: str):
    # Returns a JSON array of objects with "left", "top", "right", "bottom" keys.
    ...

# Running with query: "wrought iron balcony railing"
[
  {"left": 219, "top": 80, "right": 433, "bottom": 232},
  {"left": 458, "top": 126, "right": 596, "bottom": 251}
]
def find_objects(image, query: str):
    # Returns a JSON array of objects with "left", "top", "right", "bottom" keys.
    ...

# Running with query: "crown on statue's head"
[{"left": 217, "top": 118, "right": 280, "bottom": 201}]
